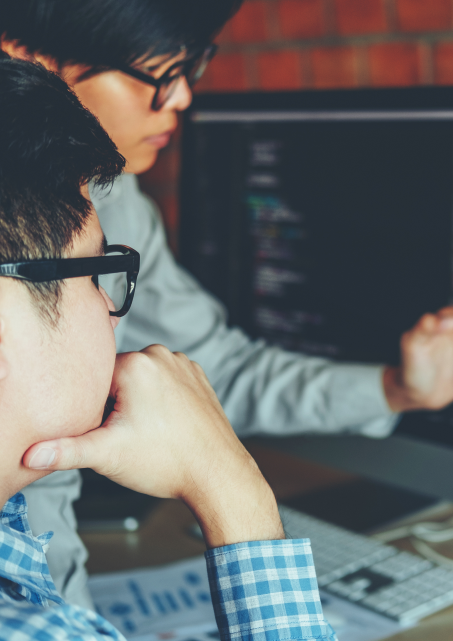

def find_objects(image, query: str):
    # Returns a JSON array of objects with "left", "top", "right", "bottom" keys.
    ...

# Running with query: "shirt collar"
[
  {"left": 90, "top": 172, "right": 126, "bottom": 211},
  {"left": 0, "top": 492, "right": 64, "bottom": 607}
]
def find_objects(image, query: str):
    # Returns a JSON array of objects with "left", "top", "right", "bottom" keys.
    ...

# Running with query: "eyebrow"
[
  {"left": 144, "top": 54, "right": 187, "bottom": 74},
  {"left": 144, "top": 64, "right": 161, "bottom": 73}
]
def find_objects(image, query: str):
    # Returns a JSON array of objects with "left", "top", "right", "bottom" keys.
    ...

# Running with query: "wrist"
[
  {"left": 183, "top": 457, "right": 285, "bottom": 548},
  {"left": 383, "top": 366, "right": 423, "bottom": 412}
]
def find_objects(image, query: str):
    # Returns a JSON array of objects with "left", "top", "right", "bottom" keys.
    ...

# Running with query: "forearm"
[
  {"left": 383, "top": 366, "right": 420, "bottom": 412},
  {"left": 183, "top": 456, "right": 284, "bottom": 549},
  {"left": 186, "top": 326, "right": 396, "bottom": 437},
  {"left": 187, "top": 463, "right": 336, "bottom": 641}
]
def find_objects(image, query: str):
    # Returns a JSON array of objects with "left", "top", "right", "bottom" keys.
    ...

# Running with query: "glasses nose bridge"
[{"left": 156, "top": 74, "right": 192, "bottom": 112}]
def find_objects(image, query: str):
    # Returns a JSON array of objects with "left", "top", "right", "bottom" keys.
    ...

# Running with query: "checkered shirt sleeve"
[
  {"left": 205, "top": 539, "right": 337, "bottom": 641},
  {"left": 0, "top": 603, "right": 126, "bottom": 641}
]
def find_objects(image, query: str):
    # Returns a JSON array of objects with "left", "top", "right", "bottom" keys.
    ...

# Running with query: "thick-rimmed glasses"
[
  {"left": 118, "top": 44, "right": 218, "bottom": 111},
  {"left": 0, "top": 245, "right": 140, "bottom": 317}
]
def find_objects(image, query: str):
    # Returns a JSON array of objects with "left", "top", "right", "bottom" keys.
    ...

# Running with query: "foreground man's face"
[
  {"left": 3, "top": 208, "right": 118, "bottom": 443},
  {"left": 0, "top": 203, "right": 120, "bottom": 502}
]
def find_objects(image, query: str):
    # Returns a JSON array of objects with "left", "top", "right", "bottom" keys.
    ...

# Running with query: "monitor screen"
[{"left": 180, "top": 88, "right": 453, "bottom": 455}]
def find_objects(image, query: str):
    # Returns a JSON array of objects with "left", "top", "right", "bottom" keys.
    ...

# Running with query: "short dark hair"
[
  {"left": 0, "top": 0, "right": 243, "bottom": 71},
  {"left": 0, "top": 56, "right": 125, "bottom": 323}
]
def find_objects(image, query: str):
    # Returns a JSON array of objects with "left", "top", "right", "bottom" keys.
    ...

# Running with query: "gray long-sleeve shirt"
[{"left": 93, "top": 173, "right": 398, "bottom": 439}]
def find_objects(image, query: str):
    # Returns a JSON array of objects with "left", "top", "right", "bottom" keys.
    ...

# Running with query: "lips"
[{"left": 143, "top": 131, "right": 173, "bottom": 148}]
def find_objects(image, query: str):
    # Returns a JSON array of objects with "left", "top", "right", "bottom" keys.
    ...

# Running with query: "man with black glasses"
[
  {"left": 0, "top": 57, "right": 337, "bottom": 641},
  {"left": 3, "top": 0, "right": 453, "bottom": 610}
]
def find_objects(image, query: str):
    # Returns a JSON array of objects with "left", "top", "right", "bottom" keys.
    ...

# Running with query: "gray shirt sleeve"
[{"left": 93, "top": 175, "right": 399, "bottom": 439}]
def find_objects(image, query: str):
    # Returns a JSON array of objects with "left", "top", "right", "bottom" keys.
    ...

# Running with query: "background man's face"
[
  {"left": 63, "top": 54, "right": 192, "bottom": 174},
  {"left": 0, "top": 41, "right": 192, "bottom": 174}
]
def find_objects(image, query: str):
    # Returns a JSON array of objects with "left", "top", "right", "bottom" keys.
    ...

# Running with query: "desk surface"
[{"left": 80, "top": 442, "right": 453, "bottom": 641}]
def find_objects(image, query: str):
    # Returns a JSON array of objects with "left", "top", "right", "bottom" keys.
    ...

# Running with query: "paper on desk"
[
  {"left": 88, "top": 556, "right": 408, "bottom": 641},
  {"left": 88, "top": 556, "right": 216, "bottom": 639},
  {"left": 132, "top": 621, "right": 220, "bottom": 641}
]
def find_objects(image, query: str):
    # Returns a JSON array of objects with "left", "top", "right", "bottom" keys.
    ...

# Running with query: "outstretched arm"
[{"left": 105, "top": 181, "right": 453, "bottom": 441}]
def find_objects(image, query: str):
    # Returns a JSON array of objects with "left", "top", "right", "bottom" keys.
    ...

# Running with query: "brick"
[
  {"left": 369, "top": 43, "right": 422, "bottom": 86},
  {"left": 257, "top": 50, "right": 304, "bottom": 90},
  {"left": 193, "top": 66, "right": 213, "bottom": 92},
  {"left": 396, "top": 0, "right": 452, "bottom": 33},
  {"left": 229, "top": 0, "right": 269, "bottom": 42},
  {"left": 334, "top": 0, "right": 387, "bottom": 35},
  {"left": 194, "top": 54, "right": 248, "bottom": 92},
  {"left": 434, "top": 42, "right": 453, "bottom": 84},
  {"left": 215, "top": 21, "right": 233, "bottom": 45},
  {"left": 311, "top": 47, "right": 358, "bottom": 88},
  {"left": 278, "top": 0, "right": 325, "bottom": 39}
]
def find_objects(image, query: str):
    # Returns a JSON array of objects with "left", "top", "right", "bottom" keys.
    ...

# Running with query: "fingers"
[
  {"left": 23, "top": 428, "right": 106, "bottom": 471},
  {"left": 437, "top": 307, "right": 453, "bottom": 330},
  {"left": 410, "top": 307, "right": 453, "bottom": 335},
  {"left": 416, "top": 313, "right": 439, "bottom": 334},
  {"left": 139, "top": 345, "right": 210, "bottom": 386}
]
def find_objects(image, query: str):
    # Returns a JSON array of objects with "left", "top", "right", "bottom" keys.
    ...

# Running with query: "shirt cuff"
[{"left": 205, "top": 539, "right": 337, "bottom": 641}]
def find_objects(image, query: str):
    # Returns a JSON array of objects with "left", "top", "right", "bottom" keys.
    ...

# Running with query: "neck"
[{"left": 0, "top": 417, "right": 46, "bottom": 509}]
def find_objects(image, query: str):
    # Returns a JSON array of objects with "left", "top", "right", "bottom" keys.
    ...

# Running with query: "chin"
[{"left": 125, "top": 146, "right": 159, "bottom": 175}]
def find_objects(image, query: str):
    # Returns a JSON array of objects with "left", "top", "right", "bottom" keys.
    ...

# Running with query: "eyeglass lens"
[
  {"left": 154, "top": 48, "right": 214, "bottom": 110},
  {"left": 154, "top": 75, "right": 181, "bottom": 110},
  {"left": 98, "top": 251, "right": 129, "bottom": 312}
]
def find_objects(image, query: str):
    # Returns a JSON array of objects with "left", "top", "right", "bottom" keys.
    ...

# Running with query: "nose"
[{"left": 164, "top": 76, "right": 192, "bottom": 112}]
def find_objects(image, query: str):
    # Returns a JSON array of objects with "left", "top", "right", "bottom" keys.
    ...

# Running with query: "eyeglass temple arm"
[{"left": 0, "top": 248, "right": 139, "bottom": 283}]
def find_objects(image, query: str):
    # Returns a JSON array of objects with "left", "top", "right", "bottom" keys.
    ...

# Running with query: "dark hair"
[
  {"left": 0, "top": 56, "right": 125, "bottom": 323},
  {"left": 0, "top": 0, "right": 243, "bottom": 71}
]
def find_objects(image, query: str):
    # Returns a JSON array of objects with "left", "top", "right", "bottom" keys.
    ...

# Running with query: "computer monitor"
[{"left": 180, "top": 87, "right": 453, "bottom": 501}]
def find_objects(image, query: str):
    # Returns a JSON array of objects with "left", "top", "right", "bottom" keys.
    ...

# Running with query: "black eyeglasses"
[
  {"left": 0, "top": 245, "right": 140, "bottom": 317},
  {"left": 118, "top": 44, "right": 218, "bottom": 111}
]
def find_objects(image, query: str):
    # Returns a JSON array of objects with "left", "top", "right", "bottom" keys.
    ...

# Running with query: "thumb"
[{"left": 23, "top": 426, "right": 110, "bottom": 472}]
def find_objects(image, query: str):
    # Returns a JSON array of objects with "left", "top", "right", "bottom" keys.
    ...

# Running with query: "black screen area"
[{"left": 180, "top": 90, "right": 453, "bottom": 448}]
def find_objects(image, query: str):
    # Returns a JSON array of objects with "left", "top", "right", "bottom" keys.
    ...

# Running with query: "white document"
[
  {"left": 89, "top": 556, "right": 408, "bottom": 641},
  {"left": 88, "top": 556, "right": 216, "bottom": 638},
  {"left": 133, "top": 621, "right": 220, "bottom": 641}
]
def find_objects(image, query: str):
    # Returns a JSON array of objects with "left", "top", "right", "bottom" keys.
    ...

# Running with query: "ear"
[{"left": 0, "top": 318, "right": 9, "bottom": 381}]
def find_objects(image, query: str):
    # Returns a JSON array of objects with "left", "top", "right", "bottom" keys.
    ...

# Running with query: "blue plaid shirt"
[{"left": 0, "top": 493, "right": 336, "bottom": 641}]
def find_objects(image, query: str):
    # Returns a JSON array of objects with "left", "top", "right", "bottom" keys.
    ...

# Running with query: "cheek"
[
  {"left": 43, "top": 297, "right": 117, "bottom": 437},
  {"left": 73, "top": 74, "right": 162, "bottom": 172},
  {"left": 75, "top": 75, "right": 152, "bottom": 146},
  {"left": 75, "top": 307, "right": 117, "bottom": 399}
]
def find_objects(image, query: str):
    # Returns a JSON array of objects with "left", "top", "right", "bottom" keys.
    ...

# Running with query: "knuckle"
[
  {"left": 127, "top": 350, "right": 156, "bottom": 374},
  {"left": 191, "top": 360, "right": 204, "bottom": 374},
  {"left": 438, "top": 306, "right": 453, "bottom": 316},
  {"left": 174, "top": 351, "right": 190, "bottom": 362},
  {"left": 73, "top": 441, "right": 88, "bottom": 468},
  {"left": 144, "top": 344, "right": 171, "bottom": 359}
]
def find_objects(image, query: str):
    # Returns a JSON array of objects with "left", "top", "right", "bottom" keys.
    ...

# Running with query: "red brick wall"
[{"left": 139, "top": 0, "right": 453, "bottom": 253}]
